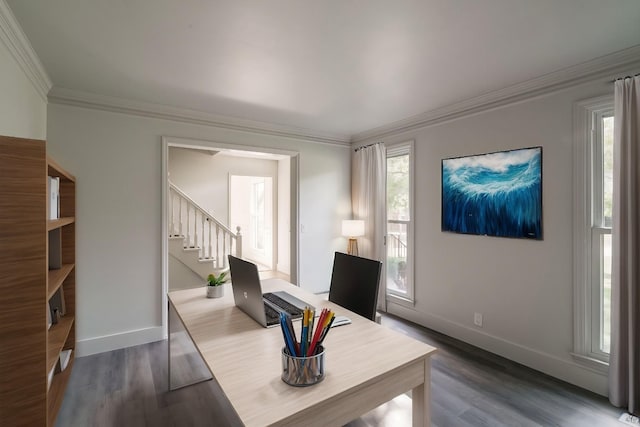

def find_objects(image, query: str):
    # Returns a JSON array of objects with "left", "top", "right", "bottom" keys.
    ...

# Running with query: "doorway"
[
  {"left": 161, "top": 137, "right": 300, "bottom": 336},
  {"left": 229, "top": 175, "right": 274, "bottom": 271}
]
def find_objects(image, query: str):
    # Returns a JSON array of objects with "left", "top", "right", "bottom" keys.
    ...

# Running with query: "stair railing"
[
  {"left": 387, "top": 232, "right": 407, "bottom": 259},
  {"left": 169, "top": 181, "right": 242, "bottom": 269}
]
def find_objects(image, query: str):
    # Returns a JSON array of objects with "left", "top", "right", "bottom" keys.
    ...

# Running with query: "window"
[
  {"left": 386, "top": 142, "right": 414, "bottom": 302},
  {"left": 573, "top": 96, "right": 614, "bottom": 367}
]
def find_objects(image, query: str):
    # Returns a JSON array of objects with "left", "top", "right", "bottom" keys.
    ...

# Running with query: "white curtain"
[
  {"left": 609, "top": 75, "right": 640, "bottom": 415},
  {"left": 352, "top": 142, "right": 387, "bottom": 312}
]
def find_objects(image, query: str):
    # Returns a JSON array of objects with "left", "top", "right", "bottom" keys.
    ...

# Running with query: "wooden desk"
[{"left": 168, "top": 279, "right": 437, "bottom": 427}]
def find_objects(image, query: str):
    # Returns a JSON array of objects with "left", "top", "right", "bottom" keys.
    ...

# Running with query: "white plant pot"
[{"left": 206, "top": 285, "right": 224, "bottom": 298}]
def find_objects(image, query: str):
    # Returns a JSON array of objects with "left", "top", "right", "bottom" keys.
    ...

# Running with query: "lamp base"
[{"left": 347, "top": 238, "right": 359, "bottom": 256}]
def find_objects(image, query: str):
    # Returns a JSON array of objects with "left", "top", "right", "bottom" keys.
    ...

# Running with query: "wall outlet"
[{"left": 474, "top": 312, "right": 483, "bottom": 327}]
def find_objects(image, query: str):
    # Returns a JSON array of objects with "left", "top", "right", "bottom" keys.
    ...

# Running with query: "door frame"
[{"left": 161, "top": 136, "right": 300, "bottom": 337}]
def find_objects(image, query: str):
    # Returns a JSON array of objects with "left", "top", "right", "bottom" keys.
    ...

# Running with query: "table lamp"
[{"left": 342, "top": 220, "right": 365, "bottom": 256}]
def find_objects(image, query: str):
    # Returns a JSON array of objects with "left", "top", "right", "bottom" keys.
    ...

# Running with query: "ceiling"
[{"left": 7, "top": 0, "right": 640, "bottom": 138}]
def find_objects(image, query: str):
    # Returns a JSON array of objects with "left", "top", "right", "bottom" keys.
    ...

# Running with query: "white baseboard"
[
  {"left": 387, "top": 301, "right": 608, "bottom": 396},
  {"left": 76, "top": 326, "right": 164, "bottom": 357}
]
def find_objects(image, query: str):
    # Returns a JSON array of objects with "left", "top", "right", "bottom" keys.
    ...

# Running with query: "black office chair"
[{"left": 328, "top": 252, "right": 382, "bottom": 321}]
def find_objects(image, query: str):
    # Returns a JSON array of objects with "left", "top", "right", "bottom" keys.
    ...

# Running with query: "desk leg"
[{"left": 412, "top": 357, "right": 431, "bottom": 427}]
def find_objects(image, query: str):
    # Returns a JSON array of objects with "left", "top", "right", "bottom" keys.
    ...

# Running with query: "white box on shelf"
[
  {"left": 48, "top": 176, "right": 60, "bottom": 220},
  {"left": 59, "top": 349, "right": 72, "bottom": 371}
]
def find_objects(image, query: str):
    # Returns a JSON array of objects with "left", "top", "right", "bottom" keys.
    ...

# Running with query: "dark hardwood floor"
[
  {"left": 55, "top": 314, "right": 625, "bottom": 426},
  {"left": 381, "top": 315, "right": 623, "bottom": 427}
]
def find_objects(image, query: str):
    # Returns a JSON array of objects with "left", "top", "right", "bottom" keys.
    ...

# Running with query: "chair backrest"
[{"left": 328, "top": 252, "right": 382, "bottom": 321}]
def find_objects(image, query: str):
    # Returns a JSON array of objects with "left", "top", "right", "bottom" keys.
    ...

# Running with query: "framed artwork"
[{"left": 441, "top": 146, "right": 542, "bottom": 240}]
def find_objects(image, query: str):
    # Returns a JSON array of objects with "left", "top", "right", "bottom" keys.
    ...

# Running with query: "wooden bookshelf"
[
  {"left": 0, "top": 135, "right": 76, "bottom": 426},
  {"left": 45, "top": 154, "right": 76, "bottom": 427}
]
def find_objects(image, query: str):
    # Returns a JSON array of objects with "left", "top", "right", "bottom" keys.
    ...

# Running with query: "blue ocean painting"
[{"left": 441, "top": 147, "right": 542, "bottom": 239}]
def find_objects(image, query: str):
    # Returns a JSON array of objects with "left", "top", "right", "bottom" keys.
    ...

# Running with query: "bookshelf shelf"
[
  {"left": 47, "top": 217, "right": 75, "bottom": 231},
  {"left": 47, "top": 156, "right": 75, "bottom": 181},
  {"left": 47, "top": 263, "right": 75, "bottom": 299},
  {"left": 46, "top": 316, "right": 75, "bottom": 374}
]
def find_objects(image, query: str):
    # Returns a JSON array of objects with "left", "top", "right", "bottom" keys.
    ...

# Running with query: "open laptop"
[{"left": 228, "top": 255, "right": 314, "bottom": 328}]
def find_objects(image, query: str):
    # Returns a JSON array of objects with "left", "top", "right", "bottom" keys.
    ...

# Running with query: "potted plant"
[{"left": 206, "top": 271, "right": 228, "bottom": 298}]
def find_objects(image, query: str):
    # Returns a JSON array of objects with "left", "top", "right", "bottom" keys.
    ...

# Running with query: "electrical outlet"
[{"left": 474, "top": 312, "right": 483, "bottom": 327}]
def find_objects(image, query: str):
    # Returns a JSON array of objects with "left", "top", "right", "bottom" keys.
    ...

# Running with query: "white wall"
[
  {"left": 168, "top": 147, "right": 278, "bottom": 226},
  {"left": 0, "top": 37, "right": 46, "bottom": 139},
  {"left": 46, "top": 104, "right": 350, "bottom": 356},
  {"left": 357, "top": 78, "right": 624, "bottom": 395}
]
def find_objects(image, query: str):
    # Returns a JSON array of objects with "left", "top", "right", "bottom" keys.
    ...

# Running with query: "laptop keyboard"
[
  {"left": 263, "top": 292, "right": 304, "bottom": 318},
  {"left": 264, "top": 303, "right": 280, "bottom": 326}
]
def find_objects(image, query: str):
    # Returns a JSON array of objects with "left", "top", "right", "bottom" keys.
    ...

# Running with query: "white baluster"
[
  {"left": 215, "top": 225, "right": 220, "bottom": 269},
  {"left": 169, "top": 189, "right": 174, "bottom": 236},
  {"left": 179, "top": 196, "right": 184, "bottom": 240},
  {"left": 200, "top": 212, "right": 207, "bottom": 258},
  {"left": 208, "top": 218, "right": 212, "bottom": 260},
  {"left": 186, "top": 203, "right": 191, "bottom": 247},
  {"left": 222, "top": 229, "right": 227, "bottom": 268},
  {"left": 196, "top": 209, "right": 201, "bottom": 254}
]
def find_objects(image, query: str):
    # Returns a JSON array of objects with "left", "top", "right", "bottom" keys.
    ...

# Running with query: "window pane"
[
  {"left": 386, "top": 222, "right": 408, "bottom": 295},
  {"left": 601, "top": 233, "right": 611, "bottom": 353},
  {"left": 602, "top": 116, "right": 614, "bottom": 227},
  {"left": 387, "top": 154, "right": 410, "bottom": 221},
  {"left": 599, "top": 115, "right": 613, "bottom": 354}
]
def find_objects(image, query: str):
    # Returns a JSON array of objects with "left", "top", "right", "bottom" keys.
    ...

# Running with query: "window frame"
[
  {"left": 385, "top": 141, "right": 415, "bottom": 304},
  {"left": 572, "top": 95, "right": 613, "bottom": 370}
]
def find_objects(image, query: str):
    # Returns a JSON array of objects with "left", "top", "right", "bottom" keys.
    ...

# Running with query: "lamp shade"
[{"left": 342, "top": 220, "right": 365, "bottom": 237}]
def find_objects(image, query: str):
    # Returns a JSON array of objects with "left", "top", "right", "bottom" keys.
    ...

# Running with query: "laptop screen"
[{"left": 228, "top": 255, "right": 269, "bottom": 327}]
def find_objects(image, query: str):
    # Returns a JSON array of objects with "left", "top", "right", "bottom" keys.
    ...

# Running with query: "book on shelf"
[
  {"left": 47, "top": 301, "right": 52, "bottom": 329},
  {"left": 49, "top": 287, "right": 66, "bottom": 317},
  {"left": 59, "top": 349, "right": 72, "bottom": 371},
  {"left": 48, "top": 176, "right": 60, "bottom": 220}
]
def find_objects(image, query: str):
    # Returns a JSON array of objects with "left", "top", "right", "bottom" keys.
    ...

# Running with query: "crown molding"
[
  {"left": 352, "top": 45, "right": 640, "bottom": 143},
  {"left": 48, "top": 87, "right": 351, "bottom": 147},
  {"left": 0, "top": 0, "right": 52, "bottom": 101}
]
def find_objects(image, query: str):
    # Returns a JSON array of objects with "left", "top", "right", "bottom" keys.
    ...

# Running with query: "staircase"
[{"left": 168, "top": 181, "right": 242, "bottom": 280}]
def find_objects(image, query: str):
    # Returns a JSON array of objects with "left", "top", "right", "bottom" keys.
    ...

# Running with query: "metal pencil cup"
[{"left": 281, "top": 346, "right": 325, "bottom": 387}]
